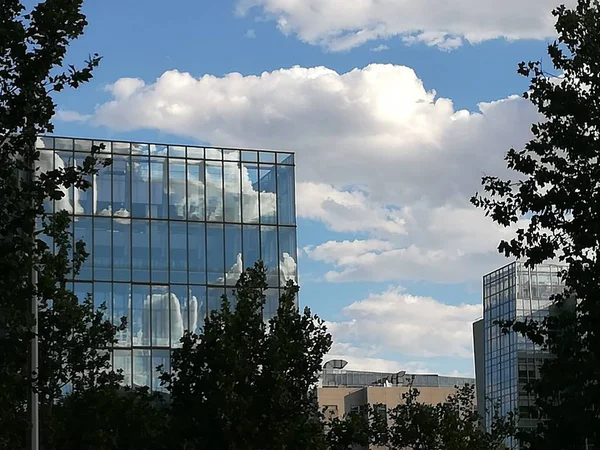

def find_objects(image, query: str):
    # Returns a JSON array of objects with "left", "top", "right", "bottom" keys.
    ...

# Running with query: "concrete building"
[
  {"left": 317, "top": 359, "right": 474, "bottom": 420},
  {"left": 37, "top": 135, "right": 298, "bottom": 390}
]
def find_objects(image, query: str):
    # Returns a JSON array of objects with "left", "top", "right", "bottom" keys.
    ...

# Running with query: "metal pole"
[
  {"left": 26, "top": 150, "right": 39, "bottom": 450},
  {"left": 27, "top": 265, "right": 39, "bottom": 450}
]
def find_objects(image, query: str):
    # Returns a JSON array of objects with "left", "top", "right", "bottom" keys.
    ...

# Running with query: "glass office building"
[
  {"left": 36, "top": 136, "right": 298, "bottom": 390},
  {"left": 480, "top": 261, "right": 566, "bottom": 448}
]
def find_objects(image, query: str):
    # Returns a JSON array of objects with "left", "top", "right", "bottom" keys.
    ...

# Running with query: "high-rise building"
[
  {"left": 473, "top": 261, "right": 566, "bottom": 447},
  {"left": 36, "top": 136, "right": 298, "bottom": 390}
]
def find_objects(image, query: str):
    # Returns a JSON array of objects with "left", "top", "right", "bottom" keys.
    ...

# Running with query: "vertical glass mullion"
[
  {"left": 129, "top": 155, "right": 133, "bottom": 284},
  {"left": 274, "top": 162, "right": 278, "bottom": 226},
  {"left": 185, "top": 158, "right": 190, "bottom": 335},
  {"left": 110, "top": 147, "right": 114, "bottom": 284},
  {"left": 166, "top": 158, "right": 172, "bottom": 348},
  {"left": 257, "top": 162, "right": 262, "bottom": 225},
  {"left": 202, "top": 154, "right": 208, "bottom": 325},
  {"left": 238, "top": 162, "right": 245, "bottom": 280},
  {"left": 221, "top": 157, "right": 226, "bottom": 294}
]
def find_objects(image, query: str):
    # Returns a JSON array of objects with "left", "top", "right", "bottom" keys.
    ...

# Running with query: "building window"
[
  {"left": 350, "top": 405, "right": 364, "bottom": 415},
  {"left": 375, "top": 403, "right": 388, "bottom": 421}
]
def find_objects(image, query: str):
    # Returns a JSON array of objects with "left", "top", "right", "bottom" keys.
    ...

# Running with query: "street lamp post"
[
  {"left": 26, "top": 153, "right": 39, "bottom": 450},
  {"left": 27, "top": 265, "right": 39, "bottom": 450}
]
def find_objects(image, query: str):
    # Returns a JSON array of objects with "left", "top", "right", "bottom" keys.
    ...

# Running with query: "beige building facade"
[
  {"left": 317, "top": 385, "right": 460, "bottom": 420},
  {"left": 317, "top": 359, "right": 475, "bottom": 449}
]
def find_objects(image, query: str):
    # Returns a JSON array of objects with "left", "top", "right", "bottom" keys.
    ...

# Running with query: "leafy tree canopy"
[
  {"left": 472, "top": 0, "right": 600, "bottom": 448},
  {"left": 0, "top": 1, "right": 121, "bottom": 447},
  {"left": 162, "top": 262, "right": 333, "bottom": 450},
  {"left": 326, "top": 383, "right": 516, "bottom": 450}
]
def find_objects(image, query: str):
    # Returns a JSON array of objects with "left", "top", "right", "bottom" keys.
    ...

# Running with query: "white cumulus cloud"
[
  {"left": 304, "top": 205, "right": 530, "bottom": 284},
  {"left": 60, "top": 63, "right": 541, "bottom": 283},
  {"left": 305, "top": 239, "right": 395, "bottom": 265},
  {"left": 326, "top": 287, "right": 481, "bottom": 360},
  {"left": 297, "top": 183, "right": 407, "bottom": 235},
  {"left": 54, "top": 109, "right": 91, "bottom": 122},
  {"left": 234, "top": 0, "right": 571, "bottom": 51},
  {"left": 370, "top": 44, "right": 389, "bottom": 52},
  {"left": 325, "top": 341, "right": 432, "bottom": 374}
]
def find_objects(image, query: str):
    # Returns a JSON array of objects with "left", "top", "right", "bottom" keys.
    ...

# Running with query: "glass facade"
[
  {"left": 37, "top": 136, "right": 298, "bottom": 390},
  {"left": 322, "top": 369, "right": 474, "bottom": 389},
  {"left": 321, "top": 359, "right": 474, "bottom": 388},
  {"left": 482, "top": 261, "right": 566, "bottom": 448}
]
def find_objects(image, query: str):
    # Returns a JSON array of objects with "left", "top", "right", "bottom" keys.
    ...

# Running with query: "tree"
[
  {"left": 327, "top": 384, "right": 516, "bottom": 450},
  {"left": 471, "top": 0, "right": 600, "bottom": 448},
  {"left": 326, "top": 407, "right": 373, "bottom": 450},
  {"left": 44, "top": 386, "right": 170, "bottom": 450},
  {"left": 431, "top": 385, "right": 516, "bottom": 450},
  {"left": 161, "top": 262, "right": 333, "bottom": 450},
  {"left": 0, "top": 1, "right": 124, "bottom": 447}
]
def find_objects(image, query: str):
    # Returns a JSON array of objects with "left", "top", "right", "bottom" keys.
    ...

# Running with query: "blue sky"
[{"left": 50, "top": 0, "right": 565, "bottom": 377}]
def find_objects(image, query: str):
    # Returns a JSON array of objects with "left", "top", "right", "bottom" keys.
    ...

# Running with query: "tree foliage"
[
  {"left": 327, "top": 384, "right": 515, "bottom": 450},
  {"left": 0, "top": 3, "right": 502, "bottom": 446},
  {"left": 471, "top": 0, "right": 600, "bottom": 448},
  {"left": 44, "top": 386, "right": 170, "bottom": 450},
  {"left": 162, "top": 261, "right": 333, "bottom": 450},
  {"left": 0, "top": 1, "right": 123, "bottom": 447}
]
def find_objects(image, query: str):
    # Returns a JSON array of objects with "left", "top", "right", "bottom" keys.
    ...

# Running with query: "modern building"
[
  {"left": 317, "top": 359, "right": 475, "bottom": 420},
  {"left": 36, "top": 135, "right": 298, "bottom": 390},
  {"left": 474, "top": 261, "right": 567, "bottom": 447}
]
